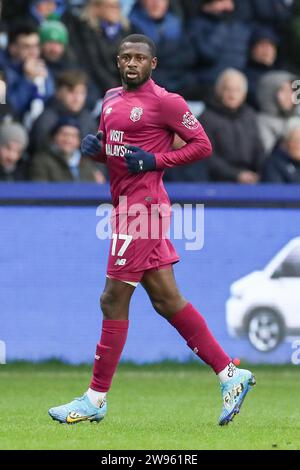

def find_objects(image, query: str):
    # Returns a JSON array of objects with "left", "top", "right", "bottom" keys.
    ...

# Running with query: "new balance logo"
[
  {"left": 115, "top": 258, "right": 127, "bottom": 266},
  {"left": 95, "top": 354, "right": 101, "bottom": 360}
]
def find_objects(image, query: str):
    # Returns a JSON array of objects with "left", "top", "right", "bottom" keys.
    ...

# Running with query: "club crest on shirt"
[
  {"left": 130, "top": 107, "right": 143, "bottom": 122},
  {"left": 182, "top": 111, "right": 199, "bottom": 130}
]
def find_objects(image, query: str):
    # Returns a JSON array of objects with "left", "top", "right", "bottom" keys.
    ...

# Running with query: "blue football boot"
[
  {"left": 219, "top": 369, "right": 256, "bottom": 426},
  {"left": 48, "top": 393, "right": 107, "bottom": 424}
]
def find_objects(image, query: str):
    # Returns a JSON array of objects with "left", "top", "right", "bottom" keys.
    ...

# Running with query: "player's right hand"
[{"left": 81, "top": 131, "right": 103, "bottom": 157}]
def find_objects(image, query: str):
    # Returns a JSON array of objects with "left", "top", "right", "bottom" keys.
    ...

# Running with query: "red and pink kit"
[{"left": 95, "top": 79, "right": 212, "bottom": 283}]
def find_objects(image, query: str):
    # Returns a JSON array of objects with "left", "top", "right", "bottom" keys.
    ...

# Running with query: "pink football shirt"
[{"left": 98, "top": 79, "right": 212, "bottom": 211}]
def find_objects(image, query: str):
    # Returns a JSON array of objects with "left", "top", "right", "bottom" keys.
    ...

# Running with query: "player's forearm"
[{"left": 154, "top": 136, "right": 212, "bottom": 170}]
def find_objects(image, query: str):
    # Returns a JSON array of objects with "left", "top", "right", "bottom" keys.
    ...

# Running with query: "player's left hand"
[{"left": 124, "top": 145, "right": 156, "bottom": 173}]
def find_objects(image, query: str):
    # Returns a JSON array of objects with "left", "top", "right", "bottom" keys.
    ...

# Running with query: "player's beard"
[{"left": 121, "top": 69, "right": 152, "bottom": 90}]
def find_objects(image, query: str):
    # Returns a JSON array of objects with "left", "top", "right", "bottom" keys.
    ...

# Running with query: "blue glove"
[
  {"left": 81, "top": 131, "right": 103, "bottom": 157},
  {"left": 124, "top": 145, "right": 156, "bottom": 173}
]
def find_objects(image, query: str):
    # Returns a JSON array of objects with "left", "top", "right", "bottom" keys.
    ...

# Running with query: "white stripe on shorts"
[{"left": 106, "top": 275, "right": 138, "bottom": 288}]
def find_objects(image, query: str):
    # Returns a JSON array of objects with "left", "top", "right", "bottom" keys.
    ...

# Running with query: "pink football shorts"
[{"left": 106, "top": 209, "right": 179, "bottom": 284}]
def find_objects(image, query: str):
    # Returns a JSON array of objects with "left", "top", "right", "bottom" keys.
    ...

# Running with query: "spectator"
[
  {"left": 284, "top": 0, "right": 300, "bottom": 73},
  {"left": 67, "top": 0, "right": 88, "bottom": 16},
  {"left": 180, "top": 0, "right": 202, "bottom": 20},
  {"left": 0, "top": 121, "right": 29, "bottom": 181},
  {"left": 0, "top": 71, "right": 14, "bottom": 122},
  {"left": 39, "top": 20, "right": 78, "bottom": 78},
  {"left": 30, "top": 70, "right": 97, "bottom": 153},
  {"left": 0, "top": 0, "right": 7, "bottom": 52},
  {"left": 245, "top": 27, "right": 280, "bottom": 109},
  {"left": 240, "top": 0, "right": 292, "bottom": 33},
  {"left": 164, "top": 160, "right": 209, "bottom": 182},
  {"left": 26, "top": 0, "right": 67, "bottom": 26},
  {"left": 257, "top": 71, "right": 299, "bottom": 153},
  {"left": 262, "top": 118, "right": 300, "bottom": 183},
  {"left": 63, "top": 0, "right": 133, "bottom": 99},
  {"left": 130, "top": 0, "right": 182, "bottom": 43},
  {"left": 201, "top": 68, "right": 265, "bottom": 183},
  {"left": 129, "top": 0, "right": 196, "bottom": 94},
  {"left": 0, "top": 103, "right": 13, "bottom": 123},
  {"left": 1, "top": 22, "right": 55, "bottom": 124},
  {"left": 187, "top": 0, "right": 252, "bottom": 99},
  {"left": 30, "top": 117, "right": 104, "bottom": 182}
]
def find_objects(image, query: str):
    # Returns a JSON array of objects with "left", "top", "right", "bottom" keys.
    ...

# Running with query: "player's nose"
[{"left": 127, "top": 57, "right": 138, "bottom": 67}]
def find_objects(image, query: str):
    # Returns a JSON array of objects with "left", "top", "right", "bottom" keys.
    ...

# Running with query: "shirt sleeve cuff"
[{"left": 154, "top": 153, "right": 164, "bottom": 170}]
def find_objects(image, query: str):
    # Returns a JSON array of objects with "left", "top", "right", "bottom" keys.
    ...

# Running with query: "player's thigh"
[
  {"left": 141, "top": 266, "right": 186, "bottom": 318},
  {"left": 100, "top": 277, "right": 136, "bottom": 320}
]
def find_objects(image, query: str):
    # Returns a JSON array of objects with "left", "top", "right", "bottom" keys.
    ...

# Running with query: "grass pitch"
[{"left": 0, "top": 362, "right": 299, "bottom": 450}]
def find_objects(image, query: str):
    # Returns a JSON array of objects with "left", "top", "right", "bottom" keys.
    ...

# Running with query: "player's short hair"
[
  {"left": 56, "top": 70, "right": 88, "bottom": 90},
  {"left": 118, "top": 34, "right": 157, "bottom": 57}
]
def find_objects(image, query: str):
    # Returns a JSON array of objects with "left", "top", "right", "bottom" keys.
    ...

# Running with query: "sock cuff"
[
  {"left": 169, "top": 302, "right": 194, "bottom": 327},
  {"left": 102, "top": 319, "right": 129, "bottom": 330},
  {"left": 169, "top": 302, "right": 209, "bottom": 342}
]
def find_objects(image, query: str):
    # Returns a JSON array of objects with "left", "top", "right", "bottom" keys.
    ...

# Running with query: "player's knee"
[
  {"left": 100, "top": 290, "right": 128, "bottom": 320},
  {"left": 100, "top": 291, "right": 115, "bottom": 319},
  {"left": 151, "top": 295, "right": 185, "bottom": 318},
  {"left": 152, "top": 298, "right": 171, "bottom": 316},
  {"left": 151, "top": 299, "right": 166, "bottom": 316}
]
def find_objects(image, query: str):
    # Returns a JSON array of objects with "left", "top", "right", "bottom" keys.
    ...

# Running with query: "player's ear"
[
  {"left": 116, "top": 56, "right": 120, "bottom": 69},
  {"left": 151, "top": 57, "right": 157, "bottom": 71}
]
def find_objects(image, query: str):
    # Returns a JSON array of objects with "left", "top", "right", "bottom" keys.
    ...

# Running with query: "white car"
[{"left": 226, "top": 237, "right": 300, "bottom": 352}]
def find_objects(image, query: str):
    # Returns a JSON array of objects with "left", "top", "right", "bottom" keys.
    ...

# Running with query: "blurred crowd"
[{"left": 1, "top": 0, "right": 300, "bottom": 184}]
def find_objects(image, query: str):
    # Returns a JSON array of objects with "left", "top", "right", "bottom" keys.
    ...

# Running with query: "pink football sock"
[
  {"left": 90, "top": 319, "right": 129, "bottom": 392},
  {"left": 169, "top": 303, "right": 231, "bottom": 374}
]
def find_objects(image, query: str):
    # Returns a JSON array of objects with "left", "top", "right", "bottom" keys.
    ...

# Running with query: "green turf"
[{"left": 0, "top": 362, "right": 299, "bottom": 450}]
